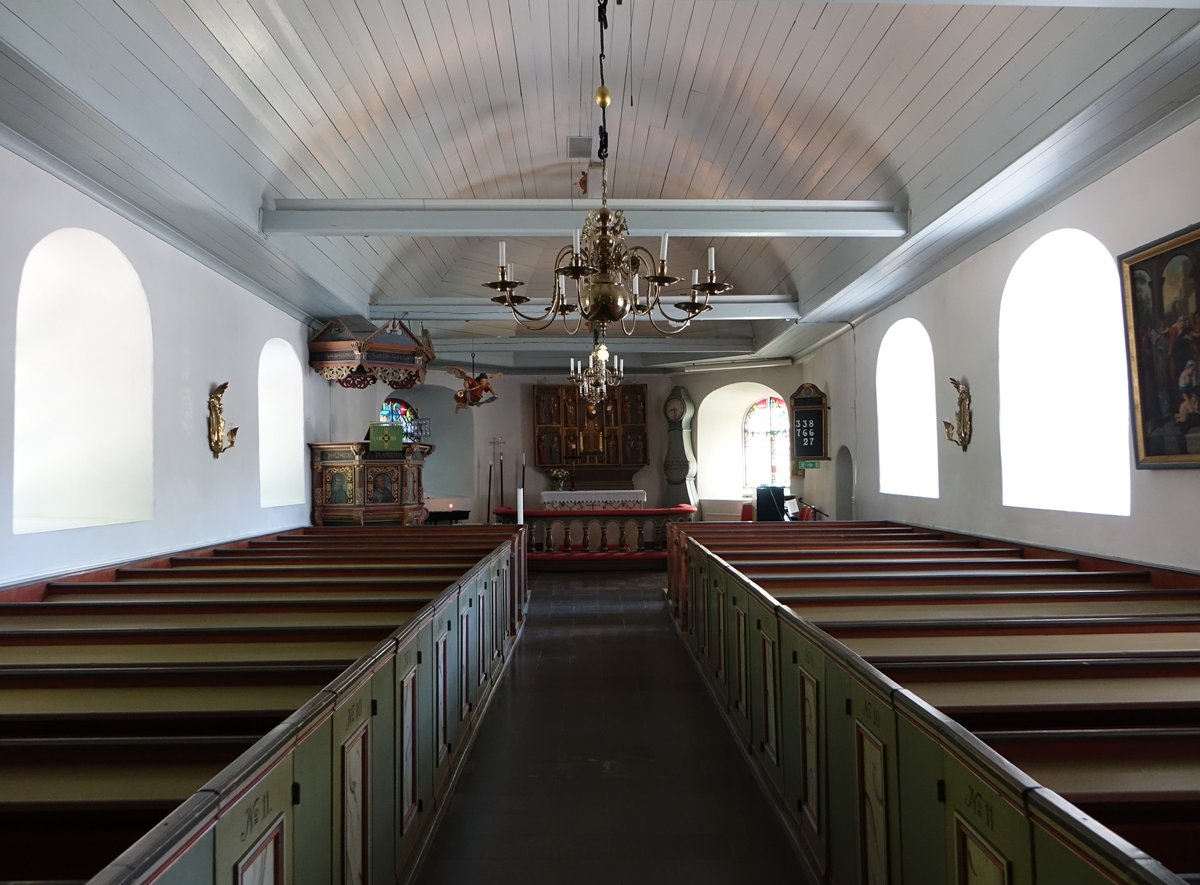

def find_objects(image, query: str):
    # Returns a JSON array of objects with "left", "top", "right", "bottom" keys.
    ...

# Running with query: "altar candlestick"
[{"left": 486, "top": 460, "right": 493, "bottom": 523}]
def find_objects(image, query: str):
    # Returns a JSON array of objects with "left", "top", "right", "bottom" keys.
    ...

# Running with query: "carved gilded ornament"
[
  {"left": 207, "top": 382, "right": 238, "bottom": 458},
  {"left": 942, "top": 377, "right": 972, "bottom": 451}
]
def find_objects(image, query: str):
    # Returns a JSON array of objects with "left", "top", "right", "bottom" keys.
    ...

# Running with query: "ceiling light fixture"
[
  {"left": 570, "top": 340, "right": 624, "bottom": 405},
  {"left": 484, "top": 0, "right": 730, "bottom": 341}
]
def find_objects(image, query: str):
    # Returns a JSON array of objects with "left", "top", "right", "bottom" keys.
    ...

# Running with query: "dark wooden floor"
[{"left": 413, "top": 571, "right": 811, "bottom": 885}]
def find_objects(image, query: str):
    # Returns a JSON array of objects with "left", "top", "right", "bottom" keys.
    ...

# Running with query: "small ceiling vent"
[{"left": 566, "top": 136, "right": 593, "bottom": 160}]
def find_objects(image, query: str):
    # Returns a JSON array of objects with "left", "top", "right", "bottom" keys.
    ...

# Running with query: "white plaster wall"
[
  {"left": 812, "top": 117, "right": 1200, "bottom": 571},
  {"left": 0, "top": 144, "right": 328, "bottom": 586}
]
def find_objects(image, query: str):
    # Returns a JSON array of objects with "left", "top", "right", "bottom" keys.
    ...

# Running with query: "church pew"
[
  {"left": 673, "top": 525, "right": 1197, "bottom": 883},
  {"left": 0, "top": 600, "right": 429, "bottom": 630},
  {"left": 82, "top": 552, "right": 510, "bottom": 885},
  {"left": 0, "top": 661, "right": 348, "bottom": 720},
  {"left": 195, "top": 549, "right": 498, "bottom": 562},
  {"left": 716, "top": 544, "right": 1030, "bottom": 560},
  {"left": 711, "top": 554, "right": 1084, "bottom": 572},
  {"left": 115, "top": 563, "right": 482, "bottom": 580},
  {"left": 42, "top": 576, "right": 462, "bottom": 601},
  {"left": 790, "top": 596, "right": 1200, "bottom": 621},
  {"left": 0, "top": 625, "right": 399, "bottom": 666},
  {"left": 0, "top": 526, "right": 526, "bottom": 883}
]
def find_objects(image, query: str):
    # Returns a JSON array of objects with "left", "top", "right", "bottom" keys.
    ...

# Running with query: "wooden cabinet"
[
  {"left": 309, "top": 442, "right": 434, "bottom": 526},
  {"left": 533, "top": 385, "right": 648, "bottom": 489}
]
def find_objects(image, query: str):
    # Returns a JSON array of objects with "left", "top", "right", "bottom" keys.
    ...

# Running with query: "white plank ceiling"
[{"left": 1, "top": 0, "right": 1199, "bottom": 368}]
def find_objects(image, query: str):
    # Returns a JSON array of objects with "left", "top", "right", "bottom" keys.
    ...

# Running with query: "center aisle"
[{"left": 413, "top": 572, "right": 810, "bottom": 884}]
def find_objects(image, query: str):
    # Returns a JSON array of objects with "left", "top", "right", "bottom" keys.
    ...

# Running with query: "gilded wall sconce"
[
  {"left": 208, "top": 382, "right": 238, "bottom": 458},
  {"left": 942, "top": 377, "right": 972, "bottom": 451}
]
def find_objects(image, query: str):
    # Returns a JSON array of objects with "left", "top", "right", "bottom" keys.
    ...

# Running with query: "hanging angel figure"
[{"left": 448, "top": 366, "right": 502, "bottom": 413}]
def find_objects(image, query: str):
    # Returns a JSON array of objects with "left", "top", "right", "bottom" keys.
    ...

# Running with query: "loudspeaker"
[{"left": 756, "top": 485, "right": 786, "bottom": 522}]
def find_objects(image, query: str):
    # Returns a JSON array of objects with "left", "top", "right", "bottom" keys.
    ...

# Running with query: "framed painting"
[
  {"left": 325, "top": 466, "right": 355, "bottom": 505},
  {"left": 365, "top": 466, "right": 399, "bottom": 505},
  {"left": 1120, "top": 221, "right": 1200, "bottom": 466}
]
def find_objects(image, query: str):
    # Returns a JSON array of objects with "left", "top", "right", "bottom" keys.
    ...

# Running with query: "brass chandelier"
[
  {"left": 570, "top": 338, "right": 624, "bottom": 405},
  {"left": 484, "top": 0, "right": 731, "bottom": 339}
]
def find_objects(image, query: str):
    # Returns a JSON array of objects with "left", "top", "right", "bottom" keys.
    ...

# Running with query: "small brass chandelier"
[
  {"left": 570, "top": 333, "right": 624, "bottom": 405},
  {"left": 484, "top": 0, "right": 731, "bottom": 339}
]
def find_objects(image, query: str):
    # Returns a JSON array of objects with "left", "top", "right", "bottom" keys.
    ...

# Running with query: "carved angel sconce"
[
  {"left": 942, "top": 377, "right": 972, "bottom": 451},
  {"left": 208, "top": 382, "right": 238, "bottom": 458}
]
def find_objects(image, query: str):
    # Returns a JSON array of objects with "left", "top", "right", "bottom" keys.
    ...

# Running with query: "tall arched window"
[
  {"left": 999, "top": 229, "right": 1130, "bottom": 515},
  {"left": 743, "top": 396, "right": 790, "bottom": 488},
  {"left": 876, "top": 318, "right": 939, "bottom": 498},
  {"left": 258, "top": 339, "right": 306, "bottom": 507},
  {"left": 13, "top": 228, "right": 153, "bottom": 533}
]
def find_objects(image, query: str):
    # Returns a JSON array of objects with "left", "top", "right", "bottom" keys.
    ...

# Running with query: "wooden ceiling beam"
[{"left": 261, "top": 199, "right": 906, "bottom": 239}]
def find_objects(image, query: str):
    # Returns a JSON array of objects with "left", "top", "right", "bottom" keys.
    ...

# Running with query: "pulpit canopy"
[{"left": 309, "top": 315, "right": 434, "bottom": 389}]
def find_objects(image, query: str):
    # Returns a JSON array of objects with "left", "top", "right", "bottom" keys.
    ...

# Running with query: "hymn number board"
[{"left": 790, "top": 384, "right": 829, "bottom": 470}]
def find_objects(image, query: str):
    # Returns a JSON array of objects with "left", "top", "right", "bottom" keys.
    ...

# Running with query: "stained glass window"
[
  {"left": 380, "top": 398, "right": 416, "bottom": 438},
  {"left": 743, "top": 396, "right": 790, "bottom": 489}
]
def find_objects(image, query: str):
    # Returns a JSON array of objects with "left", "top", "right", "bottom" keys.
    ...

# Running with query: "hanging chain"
[{"left": 597, "top": 0, "right": 609, "bottom": 160}]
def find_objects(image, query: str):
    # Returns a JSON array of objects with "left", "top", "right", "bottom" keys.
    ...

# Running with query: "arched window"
[
  {"left": 876, "top": 318, "right": 939, "bottom": 498},
  {"left": 380, "top": 396, "right": 417, "bottom": 438},
  {"left": 999, "top": 229, "right": 1130, "bottom": 515},
  {"left": 743, "top": 396, "right": 790, "bottom": 488},
  {"left": 13, "top": 229, "right": 153, "bottom": 533},
  {"left": 258, "top": 339, "right": 306, "bottom": 507}
]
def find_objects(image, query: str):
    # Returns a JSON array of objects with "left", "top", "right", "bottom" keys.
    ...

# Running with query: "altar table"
[{"left": 541, "top": 489, "right": 647, "bottom": 510}]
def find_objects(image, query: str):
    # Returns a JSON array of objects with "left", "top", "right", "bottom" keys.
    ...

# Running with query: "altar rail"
[{"left": 493, "top": 505, "right": 695, "bottom": 568}]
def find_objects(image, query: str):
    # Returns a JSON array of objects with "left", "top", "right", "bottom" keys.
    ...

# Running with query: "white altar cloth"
[{"left": 541, "top": 490, "right": 647, "bottom": 510}]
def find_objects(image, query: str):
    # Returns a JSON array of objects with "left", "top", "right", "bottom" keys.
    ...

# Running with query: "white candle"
[
  {"left": 659, "top": 232, "right": 669, "bottom": 261},
  {"left": 707, "top": 247, "right": 715, "bottom": 272},
  {"left": 632, "top": 274, "right": 640, "bottom": 296},
  {"left": 507, "top": 263, "right": 514, "bottom": 279},
  {"left": 517, "top": 489, "right": 524, "bottom": 525},
  {"left": 558, "top": 275, "right": 565, "bottom": 295},
  {"left": 573, "top": 229, "right": 581, "bottom": 255},
  {"left": 498, "top": 240, "right": 506, "bottom": 267},
  {"left": 522, "top": 452, "right": 526, "bottom": 466},
  {"left": 692, "top": 269, "right": 700, "bottom": 286},
  {"left": 570, "top": 357, "right": 575, "bottom": 373}
]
